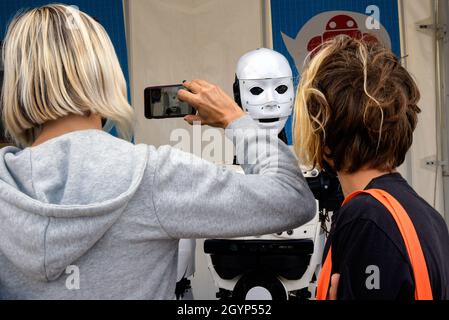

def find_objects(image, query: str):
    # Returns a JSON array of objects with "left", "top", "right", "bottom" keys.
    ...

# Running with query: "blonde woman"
[
  {"left": 294, "top": 35, "right": 449, "bottom": 300},
  {"left": 0, "top": 5, "right": 316, "bottom": 299}
]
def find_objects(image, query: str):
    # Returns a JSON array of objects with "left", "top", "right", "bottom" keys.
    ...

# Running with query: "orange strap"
[{"left": 316, "top": 189, "right": 433, "bottom": 300}]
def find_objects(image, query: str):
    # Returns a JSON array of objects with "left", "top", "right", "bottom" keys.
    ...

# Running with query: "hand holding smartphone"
[{"left": 144, "top": 84, "right": 196, "bottom": 119}]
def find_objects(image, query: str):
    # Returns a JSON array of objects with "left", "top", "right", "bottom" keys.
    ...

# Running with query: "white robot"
[{"left": 204, "top": 48, "right": 342, "bottom": 300}]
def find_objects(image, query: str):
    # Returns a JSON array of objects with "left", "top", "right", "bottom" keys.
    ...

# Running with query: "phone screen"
[{"left": 144, "top": 84, "right": 195, "bottom": 119}]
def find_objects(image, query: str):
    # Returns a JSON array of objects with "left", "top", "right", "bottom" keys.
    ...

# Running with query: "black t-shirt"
[{"left": 324, "top": 173, "right": 449, "bottom": 300}]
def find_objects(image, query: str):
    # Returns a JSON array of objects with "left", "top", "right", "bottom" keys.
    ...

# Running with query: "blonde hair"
[
  {"left": 1, "top": 4, "right": 134, "bottom": 146},
  {"left": 293, "top": 35, "right": 420, "bottom": 173}
]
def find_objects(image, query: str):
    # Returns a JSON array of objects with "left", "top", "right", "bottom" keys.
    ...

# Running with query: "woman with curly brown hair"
[{"left": 294, "top": 35, "right": 449, "bottom": 300}]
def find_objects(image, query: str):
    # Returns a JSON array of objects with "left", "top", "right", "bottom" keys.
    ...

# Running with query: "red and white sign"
[{"left": 282, "top": 11, "right": 392, "bottom": 73}]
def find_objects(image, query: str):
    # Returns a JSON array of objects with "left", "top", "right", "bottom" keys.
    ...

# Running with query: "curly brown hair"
[{"left": 293, "top": 35, "right": 421, "bottom": 173}]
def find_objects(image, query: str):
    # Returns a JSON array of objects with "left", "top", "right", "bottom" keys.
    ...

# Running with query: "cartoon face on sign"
[{"left": 282, "top": 11, "right": 392, "bottom": 73}]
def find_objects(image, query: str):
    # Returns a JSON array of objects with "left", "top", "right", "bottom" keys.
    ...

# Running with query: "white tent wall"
[
  {"left": 399, "top": 0, "right": 445, "bottom": 216},
  {"left": 441, "top": 0, "right": 449, "bottom": 227},
  {"left": 125, "top": 0, "right": 266, "bottom": 300}
]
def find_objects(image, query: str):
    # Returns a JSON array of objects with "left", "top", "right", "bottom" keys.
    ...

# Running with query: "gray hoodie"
[{"left": 0, "top": 116, "right": 316, "bottom": 300}]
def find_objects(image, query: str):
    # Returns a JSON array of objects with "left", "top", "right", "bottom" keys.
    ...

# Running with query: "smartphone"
[{"left": 144, "top": 84, "right": 196, "bottom": 119}]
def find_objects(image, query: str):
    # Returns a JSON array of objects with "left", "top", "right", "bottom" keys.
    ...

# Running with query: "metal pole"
[
  {"left": 398, "top": 0, "right": 414, "bottom": 187},
  {"left": 261, "top": 0, "right": 273, "bottom": 49}
]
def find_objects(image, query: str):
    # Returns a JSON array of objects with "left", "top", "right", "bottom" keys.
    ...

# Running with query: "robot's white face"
[
  {"left": 236, "top": 48, "right": 294, "bottom": 134},
  {"left": 163, "top": 87, "right": 180, "bottom": 108},
  {"left": 239, "top": 76, "right": 294, "bottom": 132}
]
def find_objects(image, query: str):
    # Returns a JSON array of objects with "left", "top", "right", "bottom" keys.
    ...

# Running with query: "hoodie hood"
[{"left": 0, "top": 130, "right": 148, "bottom": 282}]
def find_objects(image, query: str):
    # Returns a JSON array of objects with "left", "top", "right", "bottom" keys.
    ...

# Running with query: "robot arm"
[{"left": 176, "top": 239, "right": 196, "bottom": 300}]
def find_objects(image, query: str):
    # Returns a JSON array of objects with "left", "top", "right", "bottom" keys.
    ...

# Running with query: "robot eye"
[
  {"left": 250, "top": 87, "right": 264, "bottom": 95},
  {"left": 275, "top": 85, "right": 288, "bottom": 94}
]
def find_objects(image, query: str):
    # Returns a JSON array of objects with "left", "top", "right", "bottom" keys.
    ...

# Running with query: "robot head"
[
  {"left": 162, "top": 87, "right": 180, "bottom": 110},
  {"left": 234, "top": 48, "right": 294, "bottom": 133}
]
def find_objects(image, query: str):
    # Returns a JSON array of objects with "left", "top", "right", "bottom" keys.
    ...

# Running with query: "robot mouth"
[{"left": 259, "top": 118, "right": 279, "bottom": 123}]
